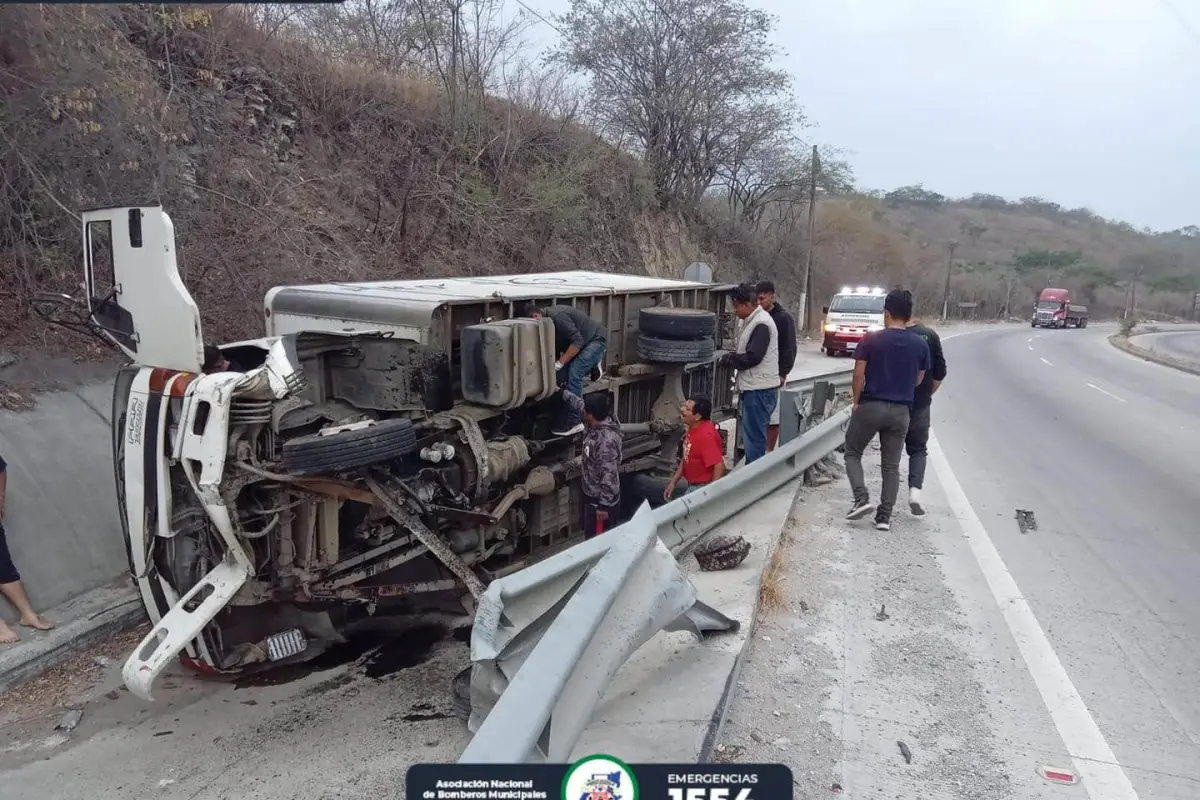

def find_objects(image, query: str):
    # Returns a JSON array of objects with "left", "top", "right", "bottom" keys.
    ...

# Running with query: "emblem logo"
[{"left": 561, "top": 755, "right": 638, "bottom": 800}]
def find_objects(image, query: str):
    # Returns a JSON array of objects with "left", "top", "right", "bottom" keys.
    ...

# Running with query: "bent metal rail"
[{"left": 457, "top": 368, "right": 854, "bottom": 763}]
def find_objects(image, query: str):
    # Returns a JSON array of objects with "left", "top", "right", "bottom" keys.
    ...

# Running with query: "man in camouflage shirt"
[{"left": 561, "top": 389, "right": 622, "bottom": 536}]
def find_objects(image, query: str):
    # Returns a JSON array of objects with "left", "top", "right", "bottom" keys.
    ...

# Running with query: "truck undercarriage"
[{"left": 50, "top": 206, "right": 738, "bottom": 700}]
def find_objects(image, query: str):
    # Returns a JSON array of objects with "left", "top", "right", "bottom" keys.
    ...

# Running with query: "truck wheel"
[
  {"left": 637, "top": 333, "right": 715, "bottom": 363},
  {"left": 638, "top": 307, "right": 717, "bottom": 339},
  {"left": 281, "top": 418, "right": 419, "bottom": 476}
]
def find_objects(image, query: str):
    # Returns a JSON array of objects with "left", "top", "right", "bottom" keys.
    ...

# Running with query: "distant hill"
[{"left": 842, "top": 186, "right": 1200, "bottom": 320}]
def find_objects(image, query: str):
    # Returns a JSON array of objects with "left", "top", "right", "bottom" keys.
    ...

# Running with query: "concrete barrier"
[{"left": 0, "top": 380, "right": 128, "bottom": 621}]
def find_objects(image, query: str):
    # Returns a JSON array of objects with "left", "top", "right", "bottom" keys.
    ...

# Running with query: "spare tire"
[
  {"left": 694, "top": 534, "right": 751, "bottom": 571},
  {"left": 637, "top": 333, "right": 715, "bottom": 364},
  {"left": 281, "top": 418, "right": 419, "bottom": 476},
  {"left": 638, "top": 307, "right": 717, "bottom": 339}
]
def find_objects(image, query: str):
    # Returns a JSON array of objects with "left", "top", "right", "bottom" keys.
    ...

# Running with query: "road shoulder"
[
  {"left": 1109, "top": 331, "right": 1200, "bottom": 377},
  {"left": 715, "top": 450, "right": 1078, "bottom": 799}
]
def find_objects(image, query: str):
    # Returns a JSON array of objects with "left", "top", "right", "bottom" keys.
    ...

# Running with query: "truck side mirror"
[{"left": 821, "top": 306, "right": 829, "bottom": 314}]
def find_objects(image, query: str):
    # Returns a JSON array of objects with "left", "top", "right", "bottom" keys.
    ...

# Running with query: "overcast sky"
[{"left": 517, "top": 0, "right": 1200, "bottom": 232}]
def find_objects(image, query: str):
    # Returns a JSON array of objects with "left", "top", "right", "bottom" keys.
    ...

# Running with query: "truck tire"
[
  {"left": 637, "top": 333, "right": 715, "bottom": 363},
  {"left": 638, "top": 307, "right": 717, "bottom": 340},
  {"left": 281, "top": 418, "right": 418, "bottom": 476}
]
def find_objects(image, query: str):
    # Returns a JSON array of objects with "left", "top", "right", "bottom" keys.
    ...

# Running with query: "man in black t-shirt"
[
  {"left": 904, "top": 318, "right": 947, "bottom": 515},
  {"left": 756, "top": 281, "right": 797, "bottom": 452},
  {"left": 843, "top": 289, "right": 930, "bottom": 531}
]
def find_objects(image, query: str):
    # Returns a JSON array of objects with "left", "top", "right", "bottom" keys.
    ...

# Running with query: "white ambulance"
[{"left": 820, "top": 286, "right": 886, "bottom": 357}]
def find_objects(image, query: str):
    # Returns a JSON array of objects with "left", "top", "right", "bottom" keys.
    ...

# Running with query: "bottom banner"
[{"left": 407, "top": 758, "right": 792, "bottom": 800}]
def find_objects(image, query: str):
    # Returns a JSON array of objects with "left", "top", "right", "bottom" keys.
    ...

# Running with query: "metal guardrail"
[{"left": 458, "top": 367, "right": 854, "bottom": 763}]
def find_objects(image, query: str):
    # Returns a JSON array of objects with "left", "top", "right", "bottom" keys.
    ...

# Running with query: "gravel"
[{"left": 715, "top": 453, "right": 1025, "bottom": 799}]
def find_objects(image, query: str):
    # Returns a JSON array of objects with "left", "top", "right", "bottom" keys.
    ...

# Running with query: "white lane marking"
[
  {"left": 1040, "top": 357, "right": 1053, "bottom": 366},
  {"left": 1028, "top": 337, "right": 1034, "bottom": 343},
  {"left": 1087, "top": 383, "right": 1127, "bottom": 403},
  {"left": 928, "top": 433, "right": 1141, "bottom": 800},
  {"left": 1029, "top": 344, "right": 1035, "bottom": 351}
]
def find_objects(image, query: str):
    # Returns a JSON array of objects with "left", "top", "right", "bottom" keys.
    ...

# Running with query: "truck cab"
[
  {"left": 69, "top": 205, "right": 738, "bottom": 701},
  {"left": 821, "top": 286, "right": 886, "bottom": 356},
  {"left": 1032, "top": 288, "right": 1088, "bottom": 329}
]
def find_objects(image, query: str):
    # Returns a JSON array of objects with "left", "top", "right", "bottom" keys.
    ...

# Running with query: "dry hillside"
[
  {"left": 1, "top": 3, "right": 1196, "bottom": 365},
  {"left": 0, "top": 4, "right": 741, "bottom": 351}
]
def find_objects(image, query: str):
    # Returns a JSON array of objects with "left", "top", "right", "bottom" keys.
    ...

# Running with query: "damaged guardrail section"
[{"left": 459, "top": 380, "right": 853, "bottom": 763}]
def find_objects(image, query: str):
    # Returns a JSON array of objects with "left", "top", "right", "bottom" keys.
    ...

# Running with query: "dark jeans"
[
  {"left": 906, "top": 404, "right": 932, "bottom": 490},
  {"left": 582, "top": 499, "right": 620, "bottom": 538},
  {"left": 0, "top": 524, "right": 20, "bottom": 584},
  {"left": 740, "top": 388, "right": 778, "bottom": 463},
  {"left": 844, "top": 400, "right": 910, "bottom": 520},
  {"left": 562, "top": 340, "right": 606, "bottom": 396}
]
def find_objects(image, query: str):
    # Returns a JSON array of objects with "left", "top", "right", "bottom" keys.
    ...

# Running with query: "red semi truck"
[{"left": 1032, "top": 288, "right": 1088, "bottom": 329}]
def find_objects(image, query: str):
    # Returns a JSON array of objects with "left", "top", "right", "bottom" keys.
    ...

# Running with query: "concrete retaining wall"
[{"left": 0, "top": 380, "right": 128, "bottom": 621}]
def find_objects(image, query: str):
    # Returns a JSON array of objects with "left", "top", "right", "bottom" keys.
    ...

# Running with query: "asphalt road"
[
  {"left": 1133, "top": 329, "right": 1200, "bottom": 369},
  {"left": 934, "top": 323, "right": 1200, "bottom": 798}
]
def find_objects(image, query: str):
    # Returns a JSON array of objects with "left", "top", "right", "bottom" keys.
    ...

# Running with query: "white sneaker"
[{"left": 909, "top": 487, "right": 925, "bottom": 516}]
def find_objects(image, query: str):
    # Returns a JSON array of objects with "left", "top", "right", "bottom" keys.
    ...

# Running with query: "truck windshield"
[
  {"left": 829, "top": 295, "right": 885, "bottom": 313},
  {"left": 1036, "top": 300, "right": 1063, "bottom": 310}
]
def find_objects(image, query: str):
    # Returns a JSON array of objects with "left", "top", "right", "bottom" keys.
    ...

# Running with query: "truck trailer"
[{"left": 57, "top": 205, "right": 742, "bottom": 701}]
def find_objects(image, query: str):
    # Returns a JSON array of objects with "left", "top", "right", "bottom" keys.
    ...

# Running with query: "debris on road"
[
  {"left": 695, "top": 534, "right": 752, "bottom": 571},
  {"left": 53, "top": 709, "right": 83, "bottom": 732},
  {"left": 897, "top": 740, "right": 912, "bottom": 764},
  {"left": 1015, "top": 509, "right": 1038, "bottom": 533},
  {"left": 875, "top": 604, "right": 890, "bottom": 621},
  {"left": 0, "top": 621, "right": 149, "bottom": 725}
]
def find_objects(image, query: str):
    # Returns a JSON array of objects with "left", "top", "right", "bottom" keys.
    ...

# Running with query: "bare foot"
[
  {"left": 0, "top": 621, "right": 18, "bottom": 644},
  {"left": 19, "top": 614, "right": 53, "bottom": 631}
]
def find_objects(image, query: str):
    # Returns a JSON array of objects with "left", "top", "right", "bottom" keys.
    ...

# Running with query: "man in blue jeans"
[
  {"left": 516, "top": 302, "right": 607, "bottom": 435},
  {"left": 723, "top": 283, "right": 779, "bottom": 463}
]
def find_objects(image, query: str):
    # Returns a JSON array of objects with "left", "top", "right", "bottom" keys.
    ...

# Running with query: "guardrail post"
[{"left": 778, "top": 388, "right": 805, "bottom": 446}]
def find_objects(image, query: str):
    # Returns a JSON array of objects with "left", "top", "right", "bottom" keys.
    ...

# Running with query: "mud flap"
[{"left": 122, "top": 559, "right": 251, "bottom": 701}]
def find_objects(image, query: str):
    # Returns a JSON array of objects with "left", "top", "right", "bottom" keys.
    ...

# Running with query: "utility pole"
[
  {"left": 798, "top": 145, "right": 820, "bottom": 333},
  {"left": 1192, "top": 290, "right": 1198, "bottom": 321},
  {"left": 940, "top": 239, "right": 958, "bottom": 320}
]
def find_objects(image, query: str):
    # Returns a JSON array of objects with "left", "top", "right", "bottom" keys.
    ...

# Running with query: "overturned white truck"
[{"left": 65, "top": 206, "right": 739, "bottom": 700}]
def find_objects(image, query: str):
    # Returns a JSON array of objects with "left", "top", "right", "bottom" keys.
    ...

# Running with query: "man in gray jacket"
[
  {"left": 516, "top": 302, "right": 607, "bottom": 436},
  {"left": 562, "top": 389, "right": 622, "bottom": 536}
]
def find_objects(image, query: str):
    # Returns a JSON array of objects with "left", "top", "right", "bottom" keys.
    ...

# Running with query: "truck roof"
[
  {"left": 263, "top": 271, "right": 720, "bottom": 334},
  {"left": 1039, "top": 287, "right": 1070, "bottom": 299},
  {"left": 267, "top": 271, "right": 709, "bottom": 307}
]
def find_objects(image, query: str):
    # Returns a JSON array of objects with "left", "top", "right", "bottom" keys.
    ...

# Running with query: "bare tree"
[{"left": 552, "top": 0, "right": 794, "bottom": 209}]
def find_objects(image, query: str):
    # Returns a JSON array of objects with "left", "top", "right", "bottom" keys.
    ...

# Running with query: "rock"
[{"left": 53, "top": 709, "right": 83, "bottom": 733}]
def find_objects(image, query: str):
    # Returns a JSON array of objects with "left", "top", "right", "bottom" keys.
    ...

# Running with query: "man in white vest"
[{"left": 724, "top": 283, "right": 780, "bottom": 463}]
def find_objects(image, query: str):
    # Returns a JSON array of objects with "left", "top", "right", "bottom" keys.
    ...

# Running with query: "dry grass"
[{"left": 757, "top": 528, "right": 793, "bottom": 615}]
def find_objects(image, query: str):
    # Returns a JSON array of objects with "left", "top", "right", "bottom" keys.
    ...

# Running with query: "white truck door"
[{"left": 82, "top": 207, "right": 204, "bottom": 373}]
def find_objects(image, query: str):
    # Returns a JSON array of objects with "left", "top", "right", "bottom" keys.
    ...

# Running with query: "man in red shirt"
[{"left": 664, "top": 396, "right": 727, "bottom": 500}]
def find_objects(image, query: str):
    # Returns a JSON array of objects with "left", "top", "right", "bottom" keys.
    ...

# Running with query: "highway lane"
[
  {"left": 933, "top": 324, "right": 1200, "bottom": 798},
  {"left": 1134, "top": 329, "right": 1200, "bottom": 370}
]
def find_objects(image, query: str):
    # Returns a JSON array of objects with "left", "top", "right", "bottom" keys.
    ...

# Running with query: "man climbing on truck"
[{"left": 516, "top": 302, "right": 607, "bottom": 435}]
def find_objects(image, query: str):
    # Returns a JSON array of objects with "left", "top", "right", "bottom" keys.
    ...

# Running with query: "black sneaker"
[
  {"left": 874, "top": 514, "right": 891, "bottom": 532},
  {"left": 846, "top": 500, "right": 872, "bottom": 521}
]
